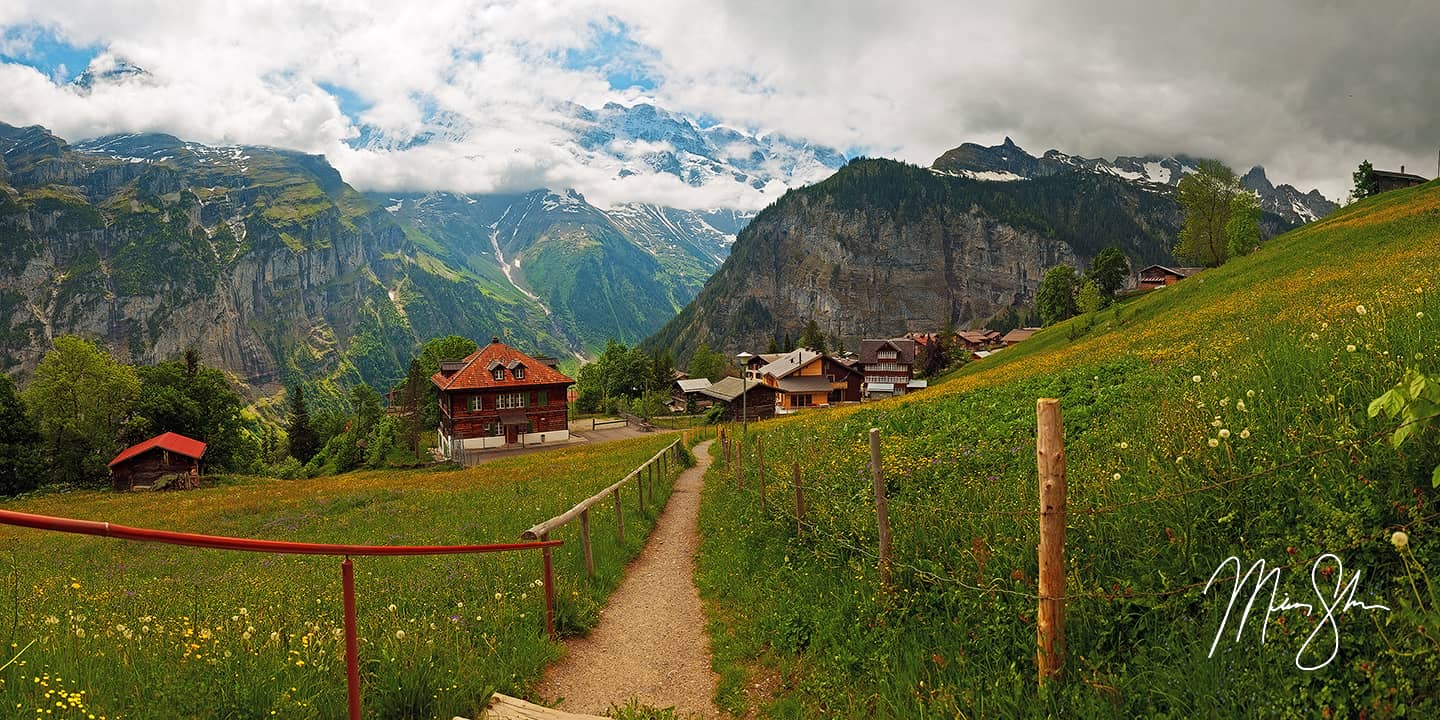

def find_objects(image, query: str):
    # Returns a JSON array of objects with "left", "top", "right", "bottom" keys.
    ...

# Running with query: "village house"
[
  {"left": 1371, "top": 165, "right": 1430, "bottom": 194},
  {"left": 859, "top": 338, "right": 917, "bottom": 398},
  {"left": 1136, "top": 264, "right": 1206, "bottom": 290},
  {"left": 756, "top": 348, "right": 862, "bottom": 412},
  {"left": 109, "top": 431, "right": 206, "bottom": 492},
  {"left": 1001, "top": 327, "right": 1041, "bottom": 346},
  {"left": 432, "top": 337, "right": 574, "bottom": 459},
  {"left": 744, "top": 353, "right": 786, "bottom": 378},
  {"left": 700, "top": 377, "right": 776, "bottom": 422},
  {"left": 955, "top": 329, "right": 1002, "bottom": 351},
  {"left": 672, "top": 377, "right": 713, "bottom": 412}
]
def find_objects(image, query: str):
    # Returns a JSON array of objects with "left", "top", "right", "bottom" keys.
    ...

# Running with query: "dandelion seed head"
[
  {"left": 1207, "top": 438, "right": 1220, "bottom": 448},
  {"left": 1356, "top": 304, "right": 1367, "bottom": 315},
  {"left": 1219, "top": 429, "right": 1231, "bottom": 439},
  {"left": 1391, "top": 531, "right": 1409, "bottom": 550},
  {"left": 1240, "top": 429, "right": 1250, "bottom": 439}
]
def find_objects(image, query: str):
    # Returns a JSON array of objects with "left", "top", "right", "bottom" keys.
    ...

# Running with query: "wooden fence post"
[
  {"left": 613, "top": 487, "right": 625, "bottom": 543},
  {"left": 1036, "top": 398, "right": 1067, "bottom": 686},
  {"left": 579, "top": 508, "right": 594, "bottom": 578},
  {"left": 869, "top": 428, "right": 892, "bottom": 587},
  {"left": 757, "top": 435, "right": 766, "bottom": 512},
  {"left": 735, "top": 432, "right": 744, "bottom": 488},
  {"left": 637, "top": 468, "right": 645, "bottom": 510},
  {"left": 793, "top": 462, "right": 805, "bottom": 537},
  {"left": 540, "top": 532, "right": 556, "bottom": 640}
]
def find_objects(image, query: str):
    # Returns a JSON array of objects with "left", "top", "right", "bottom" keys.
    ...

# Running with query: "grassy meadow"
[
  {"left": 696, "top": 182, "right": 1440, "bottom": 718},
  {"left": 0, "top": 434, "right": 689, "bottom": 719}
]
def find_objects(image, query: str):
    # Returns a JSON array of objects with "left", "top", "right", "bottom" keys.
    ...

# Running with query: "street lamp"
[{"left": 736, "top": 351, "right": 754, "bottom": 434}]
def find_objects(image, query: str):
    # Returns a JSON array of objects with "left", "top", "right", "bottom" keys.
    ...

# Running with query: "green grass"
[
  {"left": 0, "top": 434, "right": 692, "bottom": 719},
  {"left": 696, "top": 182, "right": 1440, "bottom": 718}
]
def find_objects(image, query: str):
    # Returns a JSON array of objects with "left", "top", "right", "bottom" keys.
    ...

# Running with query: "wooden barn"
[{"left": 109, "top": 432, "right": 206, "bottom": 492}]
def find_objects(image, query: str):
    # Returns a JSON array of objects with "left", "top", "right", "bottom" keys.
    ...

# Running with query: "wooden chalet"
[
  {"left": 744, "top": 353, "right": 786, "bottom": 378},
  {"left": 756, "top": 348, "right": 861, "bottom": 412},
  {"left": 432, "top": 337, "right": 575, "bottom": 459},
  {"left": 1371, "top": 166, "right": 1429, "bottom": 194},
  {"left": 859, "top": 338, "right": 917, "bottom": 399},
  {"left": 956, "top": 329, "right": 1001, "bottom": 351},
  {"left": 672, "top": 377, "right": 713, "bottom": 412},
  {"left": 1001, "top": 327, "right": 1040, "bottom": 346},
  {"left": 700, "top": 377, "right": 776, "bottom": 422},
  {"left": 109, "top": 432, "right": 205, "bottom": 492},
  {"left": 1136, "top": 265, "right": 1205, "bottom": 290}
]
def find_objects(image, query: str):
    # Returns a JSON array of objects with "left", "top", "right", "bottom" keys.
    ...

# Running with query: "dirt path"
[{"left": 535, "top": 440, "right": 720, "bottom": 718}]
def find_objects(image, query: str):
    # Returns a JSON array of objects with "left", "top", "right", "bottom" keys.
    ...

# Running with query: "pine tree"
[
  {"left": 402, "top": 360, "right": 426, "bottom": 457},
  {"left": 286, "top": 385, "right": 319, "bottom": 463}
]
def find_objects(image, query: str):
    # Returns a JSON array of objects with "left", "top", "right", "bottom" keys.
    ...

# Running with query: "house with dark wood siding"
[
  {"left": 859, "top": 338, "right": 917, "bottom": 398},
  {"left": 109, "top": 432, "right": 206, "bottom": 492},
  {"left": 432, "top": 337, "right": 575, "bottom": 459}
]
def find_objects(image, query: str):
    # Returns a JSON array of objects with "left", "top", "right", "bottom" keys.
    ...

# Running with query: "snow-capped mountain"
[
  {"left": 932, "top": 137, "right": 1337, "bottom": 225},
  {"left": 354, "top": 100, "right": 847, "bottom": 204}
]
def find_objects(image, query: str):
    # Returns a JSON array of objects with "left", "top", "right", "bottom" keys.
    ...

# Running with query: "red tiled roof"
[
  {"left": 109, "top": 432, "right": 207, "bottom": 468},
  {"left": 431, "top": 339, "right": 575, "bottom": 392}
]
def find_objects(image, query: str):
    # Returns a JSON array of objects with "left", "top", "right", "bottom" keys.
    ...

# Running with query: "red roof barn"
[{"left": 109, "top": 432, "right": 206, "bottom": 492}]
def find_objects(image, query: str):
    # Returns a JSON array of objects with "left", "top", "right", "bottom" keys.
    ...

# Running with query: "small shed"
[{"left": 109, "top": 432, "right": 206, "bottom": 492}]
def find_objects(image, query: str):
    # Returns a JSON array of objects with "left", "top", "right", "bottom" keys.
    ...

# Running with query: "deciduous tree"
[
  {"left": 1086, "top": 247, "right": 1131, "bottom": 302},
  {"left": 1351, "top": 159, "right": 1377, "bottom": 202},
  {"left": 1175, "top": 160, "right": 1243, "bottom": 267},
  {"left": 1036, "top": 265, "right": 1079, "bottom": 326},
  {"left": 24, "top": 336, "right": 140, "bottom": 485}
]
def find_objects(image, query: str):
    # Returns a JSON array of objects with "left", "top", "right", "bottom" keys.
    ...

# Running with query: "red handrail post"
[
  {"left": 342, "top": 556, "right": 362, "bottom": 720},
  {"left": 541, "top": 542, "right": 556, "bottom": 640}
]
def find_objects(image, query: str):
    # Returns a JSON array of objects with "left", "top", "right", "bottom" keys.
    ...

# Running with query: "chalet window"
[
  {"left": 496, "top": 392, "right": 526, "bottom": 409},
  {"left": 492, "top": 368, "right": 505, "bottom": 381},
  {"left": 878, "top": 350, "right": 897, "bottom": 360},
  {"left": 538, "top": 390, "right": 548, "bottom": 406},
  {"left": 489, "top": 422, "right": 503, "bottom": 437},
  {"left": 467, "top": 396, "right": 484, "bottom": 411},
  {"left": 794, "top": 394, "right": 813, "bottom": 407},
  {"left": 513, "top": 366, "right": 525, "bottom": 380}
]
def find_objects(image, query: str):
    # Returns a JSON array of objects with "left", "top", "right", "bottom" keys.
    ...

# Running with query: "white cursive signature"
[{"left": 1202, "top": 553, "right": 1390, "bottom": 670}]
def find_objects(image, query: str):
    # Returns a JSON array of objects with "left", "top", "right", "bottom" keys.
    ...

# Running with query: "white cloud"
[{"left": 3, "top": 0, "right": 1439, "bottom": 206}]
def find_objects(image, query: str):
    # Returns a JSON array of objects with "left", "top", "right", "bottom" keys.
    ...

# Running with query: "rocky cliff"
[{"left": 647, "top": 156, "right": 1221, "bottom": 360}]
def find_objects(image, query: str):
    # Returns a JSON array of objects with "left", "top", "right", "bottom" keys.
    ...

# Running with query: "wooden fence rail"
[{"left": 521, "top": 439, "right": 683, "bottom": 581}]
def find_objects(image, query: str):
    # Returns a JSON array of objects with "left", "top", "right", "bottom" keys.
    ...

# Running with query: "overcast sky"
[{"left": 2, "top": 0, "right": 1437, "bottom": 209}]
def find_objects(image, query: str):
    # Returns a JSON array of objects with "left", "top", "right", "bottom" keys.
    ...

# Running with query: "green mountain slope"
[
  {"left": 0, "top": 124, "right": 560, "bottom": 405},
  {"left": 697, "top": 181, "right": 1440, "bottom": 717}
]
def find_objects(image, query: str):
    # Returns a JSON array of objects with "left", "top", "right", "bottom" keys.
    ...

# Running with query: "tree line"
[{"left": 0, "top": 334, "right": 482, "bottom": 497}]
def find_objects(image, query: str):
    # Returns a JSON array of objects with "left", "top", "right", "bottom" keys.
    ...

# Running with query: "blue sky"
[{"left": 0, "top": 23, "right": 99, "bottom": 82}]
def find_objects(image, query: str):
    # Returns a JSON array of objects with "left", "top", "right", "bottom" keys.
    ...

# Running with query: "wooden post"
[
  {"left": 1036, "top": 398, "right": 1067, "bottom": 686},
  {"left": 541, "top": 534, "right": 556, "bottom": 640},
  {"left": 735, "top": 433, "right": 743, "bottom": 488},
  {"left": 757, "top": 435, "right": 766, "bottom": 512},
  {"left": 613, "top": 487, "right": 625, "bottom": 543},
  {"left": 638, "top": 468, "right": 646, "bottom": 510},
  {"left": 869, "top": 428, "right": 892, "bottom": 587},
  {"left": 579, "top": 508, "right": 594, "bottom": 578},
  {"left": 793, "top": 462, "right": 805, "bottom": 537}
]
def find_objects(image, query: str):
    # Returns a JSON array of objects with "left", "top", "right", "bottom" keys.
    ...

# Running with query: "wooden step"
[{"left": 456, "top": 692, "right": 608, "bottom": 720}]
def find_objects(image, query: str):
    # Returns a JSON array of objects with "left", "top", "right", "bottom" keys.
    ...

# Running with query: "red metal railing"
[{"left": 0, "top": 508, "right": 563, "bottom": 720}]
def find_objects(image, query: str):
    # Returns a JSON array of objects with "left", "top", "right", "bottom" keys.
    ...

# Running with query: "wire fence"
[{"left": 705, "top": 404, "right": 1435, "bottom": 681}]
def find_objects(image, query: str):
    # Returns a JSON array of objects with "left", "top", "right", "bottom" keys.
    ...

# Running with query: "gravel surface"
[{"left": 535, "top": 440, "right": 720, "bottom": 718}]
